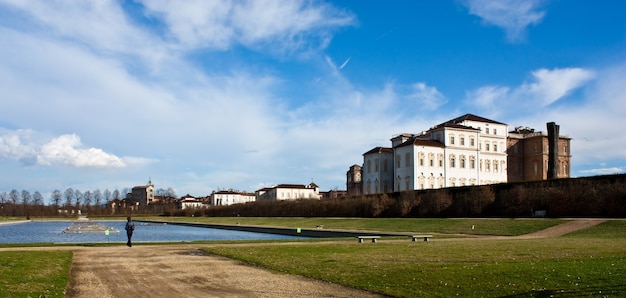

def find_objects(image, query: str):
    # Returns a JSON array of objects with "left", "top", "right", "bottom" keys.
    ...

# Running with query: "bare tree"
[
  {"left": 83, "top": 190, "right": 93, "bottom": 208},
  {"left": 74, "top": 189, "right": 83, "bottom": 210},
  {"left": 21, "top": 190, "right": 31, "bottom": 207},
  {"left": 64, "top": 188, "right": 75, "bottom": 207},
  {"left": 33, "top": 191, "right": 44, "bottom": 205},
  {"left": 103, "top": 189, "right": 111, "bottom": 204},
  {"left": 167, "top": 187, "right": 177, "bottom": 199},
  {"left": 0, "top": 191, "right": 7, "bottom": 216},
  {"left": 112, "top": 189, "right": 120, "bottom": 200},
  {"left": 93, "top": 189, "right": 102, "bottom": 207},
  {"left": 51, "top": 190, "right": 62, "bottom": 207},
  {"left": 9, "top": 189, "right": 20, "bottom": 204}
]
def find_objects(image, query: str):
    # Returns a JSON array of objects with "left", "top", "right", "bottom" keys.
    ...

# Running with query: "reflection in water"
[{"left": 0, "top": 221, "right": 301, "bottom": 244}]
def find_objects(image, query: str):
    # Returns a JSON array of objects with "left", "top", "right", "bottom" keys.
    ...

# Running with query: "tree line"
[{"left": 0, "top": 187, "right": 177, "bottom": 218}]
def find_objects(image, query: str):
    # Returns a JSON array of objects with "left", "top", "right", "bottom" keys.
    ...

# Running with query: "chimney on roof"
[{"left": 547, "top": 122, "right": 559, "bottom": 179}]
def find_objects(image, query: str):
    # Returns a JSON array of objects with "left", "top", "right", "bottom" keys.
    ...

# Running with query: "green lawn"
[
  {"left": 0, "top": 250, "right": 72, "bottom": 298},
  {"left": 202, "top": 220, "right": 626, "bottom": 297},
  {"left": 140, "top": 216, "right": 566, "bottom": 236}
]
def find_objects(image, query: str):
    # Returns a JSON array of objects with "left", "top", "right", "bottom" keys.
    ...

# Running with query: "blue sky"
[{"left": 1, "top": 0, "right": 625, "bottom": 201}]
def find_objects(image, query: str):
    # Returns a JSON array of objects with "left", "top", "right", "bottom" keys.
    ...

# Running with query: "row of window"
[{"left": 449, "top": 136, "right": 503, "bottom": 152}]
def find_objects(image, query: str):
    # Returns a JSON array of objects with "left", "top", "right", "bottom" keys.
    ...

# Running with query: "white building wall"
[
  {"left": 212, "top": 192, "right": 256, "bottom": 206},
  {"left": 362, "top": 151, "right": 394, "bottom": 194},
  {"left": 413, "top": 146, "right": 446, "bottom": 190}
]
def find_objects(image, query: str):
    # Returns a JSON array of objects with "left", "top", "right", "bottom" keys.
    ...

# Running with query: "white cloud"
[
  {"left": 406, "top": 82, "right": 447, "bottom": 110},
  {"left": 37, "top": 134, "right": 125, "bottom": 168},
  {"left": 579, "top": 167, "right": 624, "bottom": 175},
  {"left": 0, "top": 0, "right": 167, "bottom": 63},
  {"left": 464, "top": 67, "right": 595, "bottom": 114},
  {"left": 463, "top": 0, "right": 546, "bottom": 42},
  {"left": 521, "top": 68, "right": 595, "bottom": 106},
  {"left": 0, "top": 131, "right": 125, "bottom": 168},
  {"left": 139, "top": 0, "right": 354, "bottom": 53},
  {"left": 0, "top": 129, "right": 37, "bottom": 161},
  {"left": 464, "top": 85, "right": 509, "bottom": 113}
]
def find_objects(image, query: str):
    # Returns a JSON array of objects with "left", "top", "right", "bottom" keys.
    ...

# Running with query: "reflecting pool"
[{"left": 0, "top": 221, "right": 302, "bottom": 244}]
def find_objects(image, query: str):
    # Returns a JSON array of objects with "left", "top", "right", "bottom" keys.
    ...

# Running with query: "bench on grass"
[
  {"left": 357, "top": 236, "right": 381, "bottom": 243},
  {"left": 410, "top": 235, "right": 432, "bottom": 242}
]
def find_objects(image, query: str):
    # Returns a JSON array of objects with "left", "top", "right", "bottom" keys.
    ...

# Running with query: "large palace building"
[{"left": 347, "top": 114, "right": 571, "bottom": 195}]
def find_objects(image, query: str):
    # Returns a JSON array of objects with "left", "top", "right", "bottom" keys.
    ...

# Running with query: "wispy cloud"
[
  {"left": 406, "top": 82, "right": 447, "bottom": 110},
  {"left": 579, "top": 167, "right": 624, "bottom": 175},
  {"left": 465, "top": 67, "right": 595, "bottom": 114},
  {"left": 339, "top": 57, "right": 351, "bottom": 69},
  {"left": 139, "top": 0, "right": 355, "bottom": 54},
  {"left": 463, "top": 0, "right": 547, "bottom": 42}
]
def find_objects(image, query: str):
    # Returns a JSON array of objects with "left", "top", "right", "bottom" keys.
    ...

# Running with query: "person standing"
[{"left": 125, "top": 216, "right": 135, "bottom": 247}]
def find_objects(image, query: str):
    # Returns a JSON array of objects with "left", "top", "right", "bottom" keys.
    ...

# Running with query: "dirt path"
[
  {"left": 65, "top": 244, "right": 384, "bottom": 298},
  {"left": 517, "top": 219, "right": 606, "bottom": 238}
]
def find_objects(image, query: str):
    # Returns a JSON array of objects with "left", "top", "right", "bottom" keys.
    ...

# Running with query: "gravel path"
[{"left": 64, "top": 244, "right": 384, "bottom": 298}]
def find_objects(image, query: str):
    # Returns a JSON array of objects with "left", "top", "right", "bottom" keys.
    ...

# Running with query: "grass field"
[
  {"left": 137, "top": 216, "right": 566, "bottom": 236},
  {"left": 0, "top": 250, "right": 72, "bottom": 298},
  {"left": 201, "top": 220, "right": 626, "bottom": 297}
]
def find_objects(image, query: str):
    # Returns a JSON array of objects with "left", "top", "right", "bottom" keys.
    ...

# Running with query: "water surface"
[{"left": 0, "top": 221, "right": 301, "bottom": 244}]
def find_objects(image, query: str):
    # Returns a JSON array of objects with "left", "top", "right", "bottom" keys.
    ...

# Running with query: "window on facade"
[
  {"left": 383, "top": 159, "right": 388, "bottom": 172},
  {"left": 486, "top": 127, "right": 490, "bottom": 134},
  {"left": 439, "top": 159, "right": 443, "bottom": 167},
  {"left": 563, "top": 144, "right": 567, "bottom": 155},
  {"left": 493, "top": 144, "right": 498, "bottom": 152},
  {"left": 405, "top": 152, "right": 411, "bottom": 167},
  {"left": 486, "top": 161, "right": 490, "bottom": 171},
  {"left": 470, "top": 157, "right": 475, "bottom": 169},
  {"left": 494, "top": 161, "right": 498, "bottom": 172},
  {"left": 450, "top": 156, "right": 456, "bottom": 168},
  {"left": 494, "top": 129, "right": 497, "bottom": 135},
  {"left": 405, "top": 177, "right": 410, "bottom": 191},
  {"left": 430, "top": 159, "right": 434, "bottom": 167},
  {"left": 460, "top": 156, "right": 466, "bottom": 168},
  {"left": 396, "top": 155, "right": 401, "bottom": 168},
  {"left": 375, "top": 159, "right": 379, "bottom": 172},
  {"left": 485, "top": 143, "right": 490, "bottom": 151},
  {"left": 420, "top": 158, "right": 424, "bottom": 166},
  {"left": 460, "top": 137, "right": 465, "bottom": 146},
  {"left": 470, "top": 138, "right": 475, "bottom": 146},
  {"left": 450, "top": 136, "right": 455, "bottom": 145},
  {"left": 367, "top": 160, "right": 371, "bottom": 173}
]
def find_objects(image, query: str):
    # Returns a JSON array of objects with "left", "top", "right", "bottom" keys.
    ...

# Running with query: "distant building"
[
  {"left": 256, "top": 183, "right": 321, "bottom": 201},
  {"left": 176, "top": 194, "right": 207, "bottom": 209},
  {"left": 362, "top": 147, "right": 394, "bottom": 195},
  {"left": 130, "top": 179, "right": 155, "bottom": 206},
  {"left": 507, "top": 124, "right": 571, "bottom": 182},
  {"left": 346, "top": 164, "right": 363, "bottom": 196},
  {"left": 210, "top": 190, "right": 255, "bottom": 206},
  {"left": 320, "top": 189, "right": 347, "bottom": 199}
]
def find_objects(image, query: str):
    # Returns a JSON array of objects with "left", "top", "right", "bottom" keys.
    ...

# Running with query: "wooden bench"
[
  {"left": 410, "top": 235, "right": 432, "bottom": 242},
  {"left": 357, "top": 236, "right": 381, "bottom": 243}
]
